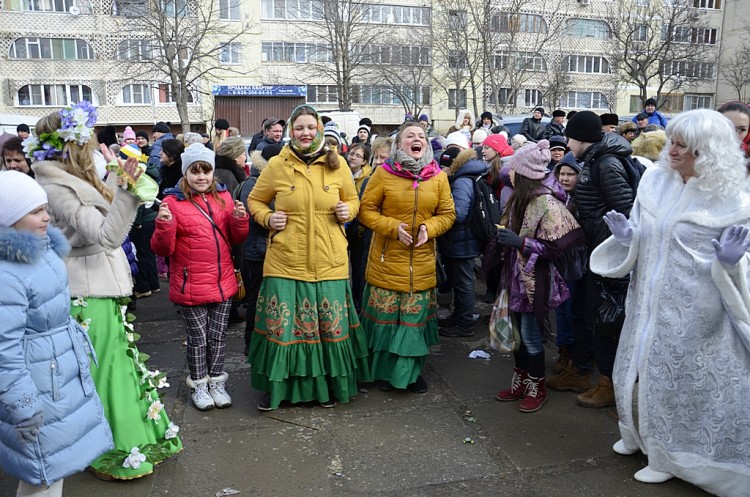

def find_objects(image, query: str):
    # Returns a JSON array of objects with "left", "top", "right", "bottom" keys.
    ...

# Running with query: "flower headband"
[{"left": 23, "top": 101, "right": 98, "bottom": 162}]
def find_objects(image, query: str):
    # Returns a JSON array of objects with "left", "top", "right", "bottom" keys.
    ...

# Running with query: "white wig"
[{"left": 659, "top": 109, "right": 748, "bottom": 196}]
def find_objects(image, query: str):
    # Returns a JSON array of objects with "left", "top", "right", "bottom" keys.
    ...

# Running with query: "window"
[
  {"left": 559, "top": 91, "right": 609, "bottom": 109},
  {"left": 158, "top": 84, "right": 195, "bottom": 103},
  {"left": 261, "top": 41, "right": 332, "bottom": 63},
  {"left": 684, "top": 93, "right": 712, "bottom": 110},
  {"left": 491, "top": 13, "right": 547, "bottom": 33},
  {"left": 662, "top": 60, "right": 716, "bottom": 79},
  {"left": 121, "top": 84, "right": 152, "bottom": 104},
  {"left": 564, "top": 55, "right": 611, "bottom": 74},
  {"left": 219, "top": 0, "right": 240, "bottom": 20},
  {"left": 692, "top": 0, "right": 720, "bottom": 8},
  {"left": 633, "top": 24, "right": 649, "bottom": 42},
  {"left": 524, "top": 89, "right": 542, "bottom": 107},
  {"left": 360, "top": 4, "right": 431, "bottom": 26},
  {"left": 219, "top": 42, "right": 241, "bottom": 64},
  {"left": 636, "top": 0, "right": 649, "bottom": 5},
  {"left": 488, "top": 88, "right": 517, "bottom": 106},
  {"left": 10, "top": 37, "right": 94, "bottom": 60},
  {"left": 260, "top": 0, "right": 431, "bottom": 24},
  {"left": 449, "top": 89, "right": 467, "bottom": 109},
  {"left": 662, "top": 26, "right": 718, "bottom": 45},
  {"left": 115, "top": 40, "right": 153, "bottom": 61},
  {"left": 448, "top": 52, "right": 468, "bottom": 69},
  {"left": 112, "top": 0, "right": 149, "bottom": 16},
  {"left": 6, "top": 0, "right": 90, "bottom": 13},
  {"left": 565, "top": 18, "right": 611, "bottom": 39},
  {"left": 307, "top": 85, "right": 338, "bottom": 103},
  {"left": 357, "top": 45, "right": 431, "bottom": 66},
  {"left": 351, "top": 85, "right": 430, "bottom": 105},
  {"left": 493, "top": 51, "right": 546, "bottom": 72},
  {"left": 161, "top": 0, "right": 193, "bottom": 17},
  {"left": 448, "top": 10, "right": 467, "bottom": 31},
  {"left": 18, "top": 84, "right": 93, "bottom": 106}
]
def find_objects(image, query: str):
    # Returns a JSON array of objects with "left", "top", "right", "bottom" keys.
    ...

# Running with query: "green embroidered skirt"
[
  {"left": 248, "top": 277, "right": 370, "bottom": 409},
  {"left": 359, "top": 284, "right": 439, "bottom": 389},
  {"left": 70, "top": 298, "right": 182, "bottom": 479}
]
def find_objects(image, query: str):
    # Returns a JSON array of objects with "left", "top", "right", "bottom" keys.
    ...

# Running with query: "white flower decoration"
[
  {"left": 165, "top": 422, "right": 180, "bottom": 440},
  {"left": 72, "top": 296, "right": 88, "bottom": 307},
  {"left": 126, "top": 332, "right": 135, "bottom": 342},
  {"left": 79, "top": 318, "right": 92, "bottom": 332},
  {"left": 122, "top": 447, "right": 146, "bottom": 469},
  {"left": 157, "top": 376, "right": 170, "bottom": 389},
  {"left": 149, "top": 370, "right": 160, "bottom": 378},
  {"left": 147, "top": 400, "right": 164, "bottom": 421}
]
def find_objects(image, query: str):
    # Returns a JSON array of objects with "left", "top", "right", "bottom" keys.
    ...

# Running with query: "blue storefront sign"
[{"left": 211, "top": 85, "right": 307, "bottom": 97}]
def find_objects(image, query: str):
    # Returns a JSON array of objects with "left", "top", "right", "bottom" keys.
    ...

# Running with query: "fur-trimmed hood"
[
  {"left": 449, "top": 148, "right": 482, "bottom": 176},
  {"left": 250, "top": 150, "right": 271, "bottom": 173},
  {"left": 0, "top": 226, "right": 69, "bottom": 264}
]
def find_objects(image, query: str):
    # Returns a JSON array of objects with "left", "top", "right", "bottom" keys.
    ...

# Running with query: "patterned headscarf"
[{"left": 288, "top": 105, "right": 325, "bottom": 158}]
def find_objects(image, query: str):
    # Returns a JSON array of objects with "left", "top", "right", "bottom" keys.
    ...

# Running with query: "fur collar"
[
  {"left": 449, "top": 148, "right": 481, "bottom": 175},
  {"left": 0, "top": 226, "right": 70, "bottom": 264},
  {"left": 250, "top": 150, "right": 270, "bottom": 173}
]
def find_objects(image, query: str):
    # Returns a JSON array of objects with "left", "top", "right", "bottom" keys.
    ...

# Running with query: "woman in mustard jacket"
[
  {"left": 247, "top": 105, "right": 370, "bottom": 411},
  {"left": 359, "top": 122, "right": 455, "bottom": 393}
]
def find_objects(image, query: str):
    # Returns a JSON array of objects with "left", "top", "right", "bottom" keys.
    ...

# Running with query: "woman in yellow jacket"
[
  {"left": 359, "top": 122, "right": 456, "bottom": 393},
  {"left": 247, "top": 105, "right": 370, "bottom": 411}
]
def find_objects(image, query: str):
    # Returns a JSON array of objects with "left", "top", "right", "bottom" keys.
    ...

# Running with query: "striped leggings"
[{"left": 179, "top": 300, "right": 232, "bottom": 380}]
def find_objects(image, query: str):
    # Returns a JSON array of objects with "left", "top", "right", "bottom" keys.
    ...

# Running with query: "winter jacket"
[
  {"left": 214, "top": 155, "right": 246, "bottom": 194},
  {"left": 248, "top": 130, "right": 264, "bottom": 152},
  {"left": 256, "top": 137, "right": 282, "bottom": 152},
  {"left": 520, "top": 117, "right": 545, "bottom": 143},
  {"left": 438, "top": 149, "right": 486, "bottom": 259},
  {"left": 359, "top": 164, "right": 456, "bottom": 293},
  {"left": 247, "top": 146, "right": 359, "bottom": 282},
  {"left": 544, "top": 121, "right": 565, "bottom": 139},
  {"left": 158, "top": 159, "right": 183, "bottom": 199},
  {"left": 148, "top": 132, "right": 174, "bottom": 182},
  {"left": 151, "top": 188, "right": 249, "bottom": 305},
  {"left": 32, "top": 160, "right": 139, "bottom": 298},
  {"left": 574, "top": 132, "right": 634, "bottom": 250},
  {"left": 631, "top": 110, "right": 667, "bottom": 127},
  {"left": 239, "top": 151, "right": 271, "bottom": 262},
  {"left": 0, "top": 226, "right": 113, "bottom": 486}
]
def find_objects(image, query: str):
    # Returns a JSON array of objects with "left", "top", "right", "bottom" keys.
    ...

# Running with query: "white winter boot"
[
  {"left": 186, "top": 376, "right": 215, "bottom": 411},
  {"left": 208, "top": 372, "right": 232, "bottom": 408}
]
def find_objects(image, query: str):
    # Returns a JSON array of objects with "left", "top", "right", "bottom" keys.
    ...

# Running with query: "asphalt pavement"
[{"left": 0, "top": 280, "right": 712, "bottom": 497}]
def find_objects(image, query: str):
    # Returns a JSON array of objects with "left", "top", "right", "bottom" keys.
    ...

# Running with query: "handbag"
[
  {"left": 190, "top": 200, "right": 246, "bottom": 302},
  {"left": 488, "top": 288, "right": 519, "bottom": 353}
]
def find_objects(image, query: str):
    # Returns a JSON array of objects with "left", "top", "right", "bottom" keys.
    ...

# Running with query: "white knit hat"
[
  {"left": 0, "top": 170, "right": 48, "bottom": 227},
  {"left": 181, "top": 143, "right": 215, "bottom": 175},
  {"left": 445, "top": 131, "right": 470, "bottom": 149},
  {"left": 472, "top": 128, "right": 488, "bottom": 145}
]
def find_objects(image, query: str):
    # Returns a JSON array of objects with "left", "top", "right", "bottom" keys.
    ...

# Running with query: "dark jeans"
[
  {"left": 242, "top": 260, "right": 265, "bottom": 353},
  {"left": 555, "top": 279, "right": 577, "bottom": 347},
  {"left": 350, "top": 238, "right": 367, "bottom": 313},
  {"left": 444, "top": 257, "right": 475, "bottom": 330},
  {"left": 130, "top": 220, "right": 159, "bottom": 293},
  {"left": 570, "top": 270, "right": 625, "bottom": 377}
]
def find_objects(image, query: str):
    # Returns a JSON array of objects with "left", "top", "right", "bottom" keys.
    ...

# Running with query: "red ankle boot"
[
  {"left": 518, "top": 376, "right": 547, "bottom": 413},
  {"left": 496, "top": 368, "right": 528, "bottom": 401}
]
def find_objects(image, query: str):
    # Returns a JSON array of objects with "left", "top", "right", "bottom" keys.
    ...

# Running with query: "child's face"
[
  {"left": 186, "top": 165, "right": 214, "bottom": 193},
  {"left": 14, "top": 204, "right": 49, "bottom": 236}
]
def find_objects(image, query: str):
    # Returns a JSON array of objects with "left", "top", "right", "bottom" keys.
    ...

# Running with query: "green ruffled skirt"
[
  {"left": 359, "top": 284, "right": 438, "bottom": 389},
  {"left": 70, "top": 297, "right": 182, "bottom": 479},
  {"left": 248, "top": 278, "right": 371, "bottom": 409}
]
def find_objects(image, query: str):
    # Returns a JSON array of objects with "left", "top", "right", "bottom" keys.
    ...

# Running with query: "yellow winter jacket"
[
  {"left": 359, "top": 166, "right": 455, "bottom": 293},
  {"left": 248, "top": 146, "right": 359, "bottom": 282}
]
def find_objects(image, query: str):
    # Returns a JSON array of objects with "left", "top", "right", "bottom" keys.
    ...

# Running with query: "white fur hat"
[{"left": 0, "top": 170, "right": 47, "bottom": 227}]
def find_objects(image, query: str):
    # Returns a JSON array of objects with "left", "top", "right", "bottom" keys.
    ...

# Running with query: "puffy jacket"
[
  {"left": 359, "top": 164, "right": 456, "bottom": 293},
  {"left": 0, "top": 227, "right": 113, "bottom": 486},
  {"left": 151, "top": 188, "right": 249, "bottom": 305},
  {"left": 438, "top": 149, "right": 486, "bottom": 259},
  {"left": 247, "top": 146, "right": 359, "bottom": 282},
  {"left": 631, "top": 110, "right": 667, "bottom": 127},
  {"left": 520, "top": 117, "right": 545, "bottom": 143},
  {"left": 148, "top": 133, "right": 173, "bottom": 183},
  {"left": 574, "top": 132, "right": 634, "bottom": 250}
]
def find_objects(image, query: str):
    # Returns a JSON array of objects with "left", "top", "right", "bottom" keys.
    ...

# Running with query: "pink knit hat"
[
  {"left": 509, "top": 139, "right": 551, "bottom": 180},
  {"left": 123, "top": 126, "right": 136, "bottom": 140}
]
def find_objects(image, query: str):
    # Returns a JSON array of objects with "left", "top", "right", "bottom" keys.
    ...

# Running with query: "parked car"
[{"left": 499, "top": 114, "right": 552, "bottom": 138}]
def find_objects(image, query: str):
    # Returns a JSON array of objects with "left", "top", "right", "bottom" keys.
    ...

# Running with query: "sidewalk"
[{"left": 0, "top": 283, "right": 711, "bottom": 497}]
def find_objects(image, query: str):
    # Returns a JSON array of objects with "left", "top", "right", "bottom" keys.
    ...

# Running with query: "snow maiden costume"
[
  {"left": 590, "top": 128, "right": 750, "bottom": 495},
  {"left": 28, "top": 102, "right": 182, "bottom": 480}
]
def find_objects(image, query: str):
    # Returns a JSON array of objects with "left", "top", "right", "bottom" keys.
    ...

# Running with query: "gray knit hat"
[{"left": 181, "top": 143, "right": 215, "bottom": 174}]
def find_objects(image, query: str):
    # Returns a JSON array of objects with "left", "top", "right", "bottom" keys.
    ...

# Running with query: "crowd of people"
[{"left": 0, "top": 99, "right": 749, "bottom": 497}]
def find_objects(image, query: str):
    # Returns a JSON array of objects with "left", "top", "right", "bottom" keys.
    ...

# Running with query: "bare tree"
[
  {"left": 371, "top": 42, "right": 434, "bottom": 118},
  {"left": 720, "top": 31, "right": 750, "bottom": 101},
  {"left": 112, "top": 0, "right": 249, "bottom": 133},
  {"left": 608, "top": 0, "right": 717, "bottom": 110}
]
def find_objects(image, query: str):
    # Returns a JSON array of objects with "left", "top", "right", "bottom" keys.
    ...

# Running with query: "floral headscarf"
[{"left": 288, "top": 105, "right": 325, "bottom": 158}]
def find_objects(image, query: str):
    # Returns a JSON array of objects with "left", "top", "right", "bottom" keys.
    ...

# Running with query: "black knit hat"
[
  {"left": 359, "top": 117, "right": 373, "bottom": 127},
  {"left": 439, "top": 147, "right": 461, "bottom": 168},
  {"left": 566, "top": 111, "right": 578, "bottom": 120},
  {"left": 261, "top": 143, "right": 283, "bottom": 161},
  {"left": 552, "top": 109, "right": 566, "bottom": 118},
  {"left": 636, "top": 112, "right": 649, "bottom": 121},
  {"left": 135, "top": 130, "right": 149, "bottom": 140},
  {"left": 480, "top": 111, "right": 493, "bottom": 121},
  {"left": 533, "top": 107, "right": 545, "bottom": 115},
  {"left": 548, "top": 135, "right": 567, "bottom": 150},
  {"left": 600, "top": 113, "right": 619, "bottom": 126},
  {"left": 215, "top": 118, "right": 230, "bottom": 130},
  {"left": 644, "top": 98, "right": 657, "bottom": 107},
  {"left": 565, "top": 111, "right": 602, "bottom": 143},
  {"left": 16, "top": 123, "right": 30, "bottom": 133},
  {"left": 152, "top": 121, "right": 171, "bottom": 133}
]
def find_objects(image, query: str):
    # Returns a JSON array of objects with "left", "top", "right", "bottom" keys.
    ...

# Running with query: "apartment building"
[{"left": 0, "top": 0, "right": 730, "bottom": 136}]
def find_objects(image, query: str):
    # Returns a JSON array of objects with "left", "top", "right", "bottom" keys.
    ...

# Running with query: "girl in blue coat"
[{"left": 0, "top": 171, "right": 113, "bottom": 497}]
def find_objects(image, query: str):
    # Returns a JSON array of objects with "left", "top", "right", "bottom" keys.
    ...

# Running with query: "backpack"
[
  {"left": 467, "top": 172, "right": 502, "bottom": 245},
  {"left": 592, "top": 154, "right": 646, "bottom": 196}
]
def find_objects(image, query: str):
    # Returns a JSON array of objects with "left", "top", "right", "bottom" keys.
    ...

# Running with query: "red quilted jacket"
[{"left": 151, "top": 189, "right": 249, "bottom": 306}]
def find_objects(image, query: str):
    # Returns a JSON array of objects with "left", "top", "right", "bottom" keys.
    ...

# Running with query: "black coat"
[
  {"left": 544, "top": 121, "right": 565, "bottom": 139},
  {"left": 574, "top": 133, "right": 634, "bottom": 250},
  {"left": 520, "top": 118, "right": 545, "bottom": 142},
  {"left": 238, "top": 166, "right": 269, "bottom": 262}
]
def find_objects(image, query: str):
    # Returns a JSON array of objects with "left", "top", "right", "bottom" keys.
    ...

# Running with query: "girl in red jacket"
[{"left": 152, "top": 143, "right": 249, "bottom": 411}]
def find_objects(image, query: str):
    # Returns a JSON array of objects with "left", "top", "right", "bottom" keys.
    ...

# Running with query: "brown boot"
[
  {"left": 546, "top": 366, "right": 591, "bottom": 392},
  {"left": 577, "top": 375, "right": 615, "bottom": 408},
  {"left": 552, "top": 345, "right": 572, "bottom": 374}
]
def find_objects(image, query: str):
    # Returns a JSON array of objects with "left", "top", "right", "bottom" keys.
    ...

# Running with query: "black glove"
[
  {"left": 495, "top": 229, "right": 524, "bottom": 249},
  {"left": 16, "top": 411, "right": 44, "bottom": 443}
]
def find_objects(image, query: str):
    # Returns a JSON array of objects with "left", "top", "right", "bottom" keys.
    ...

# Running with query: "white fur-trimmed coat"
[{"left": 590, "top": 166, "right": 750, "bottom": 497}]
